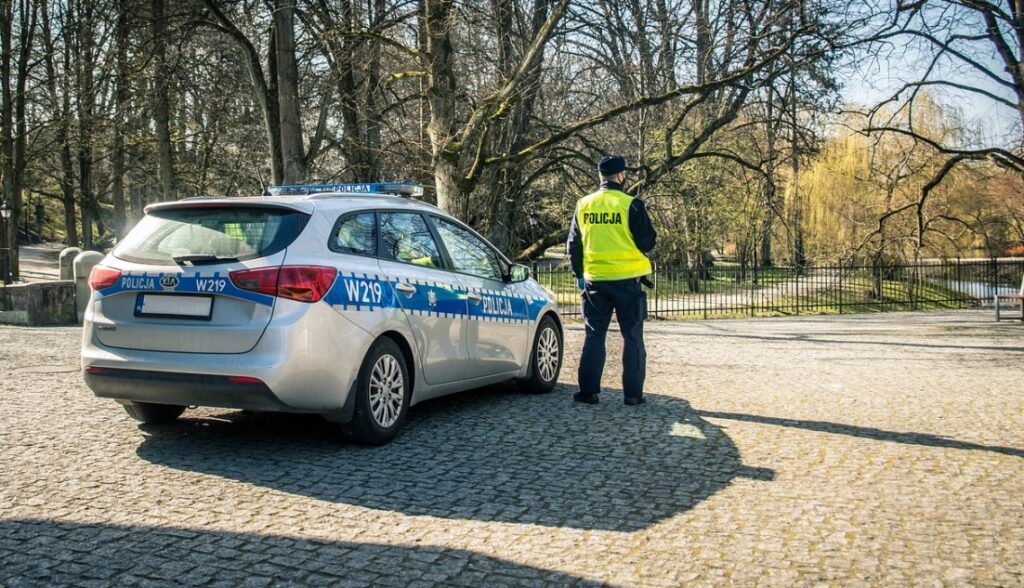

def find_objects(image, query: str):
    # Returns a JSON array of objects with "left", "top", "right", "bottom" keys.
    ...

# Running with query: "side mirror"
[{"left": 507, "top": 264, "right": 530, "bottom": 283}]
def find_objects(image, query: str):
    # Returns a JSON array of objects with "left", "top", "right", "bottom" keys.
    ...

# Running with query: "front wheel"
[
  {"left": 343, "top": 337, "right": 410, "bottom": 445},
  {"left": 518, "top": 316, "right": 562, "bottom": 394},
  {"left": 122, "top": 401, "right": 185, "bottom": 424}
]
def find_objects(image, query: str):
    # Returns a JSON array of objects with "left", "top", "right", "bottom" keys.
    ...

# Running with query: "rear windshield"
[{"left": 113, "top": 206, "right": 310, "bottom": 265}]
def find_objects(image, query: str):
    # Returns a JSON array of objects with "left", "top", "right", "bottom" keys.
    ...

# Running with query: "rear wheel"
[
  {"left": 122, "top": 401, "right": 185, "bottom": 424},
  {"left": 518, "top": 316, "right": 562, "bottom": 394},
  {"left": 343, "top": 337, "right": 410, "bottom": 445}
]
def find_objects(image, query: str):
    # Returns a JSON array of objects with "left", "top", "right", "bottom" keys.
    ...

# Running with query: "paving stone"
[{"left": 0, "top": 311, "right": 1021, "bottom": 587}]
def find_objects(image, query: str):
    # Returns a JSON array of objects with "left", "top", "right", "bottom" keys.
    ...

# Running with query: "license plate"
[{"left": 135, "top": 294, "right": 214, "bottom": 320}]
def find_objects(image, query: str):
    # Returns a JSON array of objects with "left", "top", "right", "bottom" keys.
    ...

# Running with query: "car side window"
[
  {"left": 433, "top": 217, "right": 503, "bottom": 281},
  {"left": 380, "top": 212, "right": 444, "bottom": 269},
  {"left": 330, "top": 212, "right": 377, "bottom": 256}
]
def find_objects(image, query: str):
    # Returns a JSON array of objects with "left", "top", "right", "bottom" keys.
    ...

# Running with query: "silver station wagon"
[{"left": 81, "top": 183, "right": 564, "bottom": 445}]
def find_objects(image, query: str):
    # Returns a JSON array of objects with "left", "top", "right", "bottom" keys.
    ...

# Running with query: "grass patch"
[{"left": 541, "top": 268, "right": 984, "bottom": 318}]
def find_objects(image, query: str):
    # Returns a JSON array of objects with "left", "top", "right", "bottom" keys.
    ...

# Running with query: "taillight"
[
  {"left": 229, "top": 267, "right": 279, "bottom": 297},
  {"left": 229, "top": 266, "right": 337, "bottom": 303},
  {"left": 227, "top": 375, "right": 263, "bottom": 385},
  {"left": 88, "top": 266, "right": 122, "bottom": 291},
  {"left": 277, "top": 266, "right": 337, "bottom": 302}
]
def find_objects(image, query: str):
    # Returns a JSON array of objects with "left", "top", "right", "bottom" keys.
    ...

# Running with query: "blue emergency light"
[{"left": 266, "top": 182, "right": 424, "bottom": 198}]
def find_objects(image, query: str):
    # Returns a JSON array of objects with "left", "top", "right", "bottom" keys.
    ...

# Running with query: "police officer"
[{"left": 567, "top": 155, "right": 656, "bottom": 406}]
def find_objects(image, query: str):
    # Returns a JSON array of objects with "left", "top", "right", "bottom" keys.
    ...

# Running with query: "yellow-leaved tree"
[{"left": 796, "top": 95, "right": 1006, "bottom": 261}]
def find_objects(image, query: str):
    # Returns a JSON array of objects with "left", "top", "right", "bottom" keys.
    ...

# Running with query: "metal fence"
[{"left": 533, "top": 258, "right": 1024, "bottom": 320}]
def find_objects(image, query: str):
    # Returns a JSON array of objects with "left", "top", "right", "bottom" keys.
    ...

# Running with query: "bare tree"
[
  {"left": 854, "top": 0, "right": 1024, "bottom": 257},
  {"left": 274, "top": 0, "right": 306, "bottom": 183},
  {"left": 152, "top": 0, "right": 176, "bottom": 202},
  {"left": 111, "top": 0, "right": 130, "bottom": 236},
  {"left": 40, "top": 0, "right": 78, "bottom": 246},
  {"left": 1, "top": 0, "right": 37, "bottom": 276},
  {"left": 198, "top": 0, "right": 305, "bottom": 185}
]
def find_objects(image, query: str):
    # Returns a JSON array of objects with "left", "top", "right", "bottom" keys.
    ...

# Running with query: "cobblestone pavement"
[{"left": 1, "top": 310, "right": 1022, "bottom": 587}]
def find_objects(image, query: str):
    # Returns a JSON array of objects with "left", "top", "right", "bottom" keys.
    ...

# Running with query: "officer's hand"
[{"left": 577, "top": 278, "right": 585, "bottom": 291}]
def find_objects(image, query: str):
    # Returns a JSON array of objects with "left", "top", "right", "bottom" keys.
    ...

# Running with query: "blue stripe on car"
[
  {"left": 99, "top": 271, "right": 549, "bottom": 322},
  {"left": 324, "top": 273, "right": 548, "bottom": 323},
  {"left": 96, "top": 272, "right": 275, "bottom": 306}
]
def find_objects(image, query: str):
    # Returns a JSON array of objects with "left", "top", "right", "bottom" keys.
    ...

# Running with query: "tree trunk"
[
  {"left": 691, "top": 0, "right": 711, "bottom": 85},
  {"left": 111, "top": 0, "right": 129, "bottom": 238},
  {"left": 2, "top": 0, "right": 36, "bottom": 276},
  {"left": 424, "top": 0, "right": 464, "bottom": 213},
  {"left": 11, "top": 2, "right": 34, "bottom": 270},
  {"left": 653, "top": 0, "right": 676, "bottom": 90},
  {"left": 40, "top": 0, "right": 78, "bottom": 246},
  {"left": 129, "top": 177, "right": 143, "bottom": 225},
  {"left": 421, "top": 0, "right": 568, "bottom": 218},
  {"left": 434, "top": 156, "right": 465, "bottom": 218},
  {"left": 274, "top": 0, "right": 305, "bottom": 183},
  {"left": 363, "top": 0, "right": 386, "bottom": 181},
  {"left": 201, "top": 0, "right": 285, "bottom": 185},
  {"left": 483, "top": 0, "right": 548, "bottom": 250},
  {"left": 75, "top": 0, "right": 96, "bottom": 248},
  {"left": 152, "top": 0, "right": 175, "bottom": 202},
  {"left": 0, "top": 0, "right": 14, "bottom": 278},
  {"left": 485, "top": 168, "right": 520, "bottom": 251},
  {"left": 789, "top": 75, "right": 805, "bottom": 271},
  {"left": 325, "top": 0, "right": 376, "bottom": 182},
  {"left": 761, "top": 95, "right": 776, "bottom": 268},
  {"left": 481, "top": 0, "right": 522, "bottom": 246},
  {"left": 759, "top": 181, "right": 775, "bottom": 267}
]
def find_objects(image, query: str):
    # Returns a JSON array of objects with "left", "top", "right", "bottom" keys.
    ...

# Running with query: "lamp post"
[{"left": 0, "top": 201, "right": 11, "bottom": 285}]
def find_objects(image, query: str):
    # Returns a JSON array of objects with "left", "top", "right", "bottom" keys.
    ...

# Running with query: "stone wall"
[{"left": 0, "top": 281, "right": 77, "bottom": 326}]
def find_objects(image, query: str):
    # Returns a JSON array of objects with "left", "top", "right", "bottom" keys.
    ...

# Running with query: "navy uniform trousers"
[{"left": 578, "top": 277, "right": 647, "bottom": 399}]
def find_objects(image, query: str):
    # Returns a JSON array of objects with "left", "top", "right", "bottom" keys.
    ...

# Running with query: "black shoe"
[
  {"left": 624, "top": 396, "right": 646, "bottom": 406},
  {"left": 573, "top": 392, "right": 599, "bottom": 405}
]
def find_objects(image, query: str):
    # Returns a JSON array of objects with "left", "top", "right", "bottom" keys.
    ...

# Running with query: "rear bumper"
[
  {"left": 85, "top": 368, "right": 297, "bottom": 412},
  {"left": 81, "top": 300, "right": 373, "bottom": 415}
]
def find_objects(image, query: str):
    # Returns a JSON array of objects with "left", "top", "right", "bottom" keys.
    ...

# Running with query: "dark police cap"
[{"left": 598, "top": 155, "right": 626, "bottom": 175}]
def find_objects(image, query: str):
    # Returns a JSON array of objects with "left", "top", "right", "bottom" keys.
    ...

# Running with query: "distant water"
[{"left": 945, "top": 280, "right": 1021, "bottom": 298}]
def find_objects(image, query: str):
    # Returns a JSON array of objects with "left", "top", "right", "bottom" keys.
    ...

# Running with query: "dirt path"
[{"left": 13, "top": 242, "right": 63, "bottom": 282}]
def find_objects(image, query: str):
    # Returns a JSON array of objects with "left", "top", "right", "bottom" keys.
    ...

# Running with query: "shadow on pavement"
[
  {"left": 0, "top": 519, "right": 597, "bottom": 586},
  {"left": 135, "top": 387, "right": 774, "bottom": 532},
  {"left": 697, "top": 410, "right": 1024, "bottom": 458}
]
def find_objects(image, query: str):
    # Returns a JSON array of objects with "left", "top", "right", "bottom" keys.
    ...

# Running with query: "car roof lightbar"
[{"left": 266, "top": 182, "right": 425, "bottom": 198}]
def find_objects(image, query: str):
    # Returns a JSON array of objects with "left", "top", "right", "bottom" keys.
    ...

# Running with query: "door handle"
[
  {"left": 466, "top": 292, "right": 482, "bottom": 303},
  {"left": 395, "top": 282, "right": 416, "bottom": 296}
]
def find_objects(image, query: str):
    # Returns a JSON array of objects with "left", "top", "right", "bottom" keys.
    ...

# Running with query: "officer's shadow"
[{"left": 135, "top": 386, "right": 774, "bottom": 533}]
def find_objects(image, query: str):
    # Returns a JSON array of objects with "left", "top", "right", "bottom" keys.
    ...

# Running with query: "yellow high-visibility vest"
[{"left": 576, "top": 189, "right": 652, "bottom": 281}]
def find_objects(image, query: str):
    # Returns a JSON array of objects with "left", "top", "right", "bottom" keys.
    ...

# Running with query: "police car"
[{"left": 81, "top": 183, "right": 563, "bottom": 445}]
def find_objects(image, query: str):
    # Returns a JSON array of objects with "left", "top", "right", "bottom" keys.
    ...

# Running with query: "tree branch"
[
  {"left": 863, "top": 126, "right": 1024, "bottom": 172},
  {"left": 515, "top": 229, "right": 566, "bottom": 261},
  {"left": 484, "top": 48, "right": 786, "bottom": 168}
]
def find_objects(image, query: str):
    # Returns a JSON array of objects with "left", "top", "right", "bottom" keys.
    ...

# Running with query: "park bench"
[{"left": 994, "top": 273, "right": 1024, "bottom": 321}]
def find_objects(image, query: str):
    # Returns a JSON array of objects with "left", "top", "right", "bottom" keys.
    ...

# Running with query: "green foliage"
[{"left": 797, "top": 96, "right": 1021, "bottom": 260}]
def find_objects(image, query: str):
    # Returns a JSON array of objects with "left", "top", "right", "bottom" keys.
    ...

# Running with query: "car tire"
[
  {"left": 343, "top": 337, "right": 410, "bottom": 446},
  {"left": 518, "top": 315, "right": 562, "bottom": 394},
  {"left": 122, "top": 401, "right": 185, "bottom": 424}
]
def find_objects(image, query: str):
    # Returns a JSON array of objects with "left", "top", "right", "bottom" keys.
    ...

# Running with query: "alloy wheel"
[
  {"left": 536, "top": 327, "right": 560, "bottom": 382},
  {"left": 369, "top": 354, "right": 404, "bottom": 428}
]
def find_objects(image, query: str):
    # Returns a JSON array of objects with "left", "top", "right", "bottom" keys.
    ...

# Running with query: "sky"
[
  {"left": 841, "top": 62, "right": 1019, "bottom": 147},
  {"left": 835, "top": 7, "right": 1020, "bottom": 149}
]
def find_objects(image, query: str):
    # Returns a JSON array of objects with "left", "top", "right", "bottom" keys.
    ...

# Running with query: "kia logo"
[{"left": 160, "top": 275, "right": 180, "bottom": 288}]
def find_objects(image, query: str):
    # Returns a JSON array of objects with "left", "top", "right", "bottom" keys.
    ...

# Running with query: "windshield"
[{"left": 113, "top": 206, "right": 310, "bottom": 265}]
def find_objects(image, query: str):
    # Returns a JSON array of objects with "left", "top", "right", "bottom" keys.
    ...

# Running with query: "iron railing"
[{"left": 532, "top": 258, "right": 1024, "bottom": 319}]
